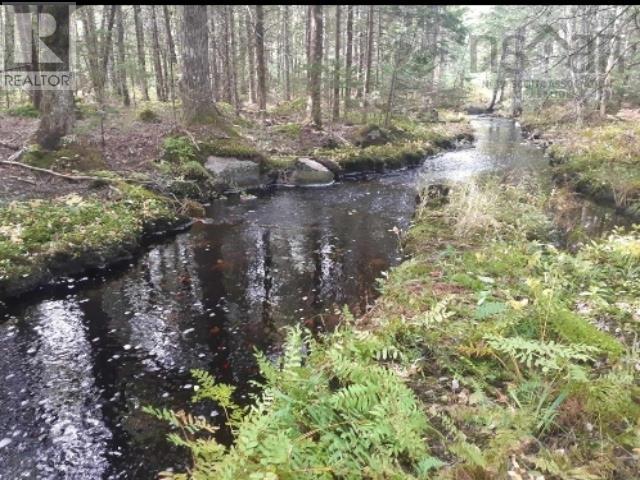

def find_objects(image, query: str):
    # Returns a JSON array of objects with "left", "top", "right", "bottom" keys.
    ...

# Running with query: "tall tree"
[
  {"left": 150, "top": 5, "right": 166, "bottom": 102},
  {"left": 115, "top": 6, "right": 130, "bottom": 106},
  {"left": 344, "top": 5, "right": 354, "bottom": 113},
  {"left": 283, "top": 5, "right": 292, "bottom": 101},
  {"left": 363, "top": 5, "right": 374, "bottom": 114},
  {"left": 332, "top": 6, "right": 341, "bottom": 121},
  {"left": 308, "top": 5, "right": 323, "bottom": 128},
  {"left": 255, "top": 5, "right": 267, "bottom": 113},
  {"left": 180, "top": 5, "right": 219, "bottom": 124},
  {"left": 132, "top": 5, "right": 150, "bottom": 101},
  {"left": 35, "top": 4, "right": 74, "bottom": 149},
  {"left": 208, "top": 6, "right": 221, "bottom": 101},
  {"left": 245, "top": 8, "right": 257, "bottom": 104},
  {"left": 163, "top": 5, "right": 178, "bottom": 103}
]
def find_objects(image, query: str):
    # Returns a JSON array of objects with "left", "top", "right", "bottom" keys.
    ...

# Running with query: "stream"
[{"left": 0, "top": 117, "right": 629, "bottom": 479}]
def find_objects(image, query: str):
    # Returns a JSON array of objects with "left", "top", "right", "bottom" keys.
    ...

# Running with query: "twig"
[{"left": 0, "top": 158, "right": 110, "bottom": 182}]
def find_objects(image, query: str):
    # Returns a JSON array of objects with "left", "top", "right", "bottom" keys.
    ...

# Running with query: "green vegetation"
[
  {"left": 6, "top": 103, "right": 40, "bottom": 118},
  {"left": 151, "top": 178, "right": 640, "bottom": 479},
  {"left": 0, "top": 185, "right": 180, "bottom": 299},
  {"left": 21, "top": 142, "right": 106, "bottom": 171},
  {"left": 321, "top": 119, "right": 473, "bottom": 173},
  {"left": 202, "top": 138, "right": 265, "bottom": 161},
  {"left": 138, "top": 108, "right": 160, "bottom": 123},
  {"left": 269, "top": 97, "right": 307, "bottom": 117},
  {"left": 273, "top": 122, "right": 303, "bottom": 138},
  {"left": 548, "top": 122, "right": 640, "bottom": 217}
]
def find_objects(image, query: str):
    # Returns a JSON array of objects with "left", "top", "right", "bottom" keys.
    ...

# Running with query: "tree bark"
[
  {"left": 163, "top": 5, "right": 177, "bottom": 103},
  {"left": 116, "top": 6, "right": 130, "bottom": 106},
  {"left": 132, "top": 5, "right": 150, "bottom": 101},
  {"left": 255, "top": 5, "right": 267, "bottom": 113},
  {"left": 245, "top": 8, "right": 257, "bottom": 104},
  {"left": 150, "top": 5, "right": 166, "bottom": 102},
  {"left": 332, "top": 6, "right": 341, "bottom": 121},
  {"left": 344, "top": 5, "right": 354, "bottom": 113},
  {"left": 284, "top": 5, "right": 292, "bottom": 101},
  {"left": 34, "top": 4, "right": 74, "bottom": 149},
  {"left": 363, "top": 5, "right": 374, "bottom": 115},
  {"left": 180, "top": 5, "right": 219, "bottom": 124},
  {"left": 208, "top": 6, "right": 220, "bottom": 101},
  {"left": 308, "top": 5, "right": 323, "bottom": 128}
]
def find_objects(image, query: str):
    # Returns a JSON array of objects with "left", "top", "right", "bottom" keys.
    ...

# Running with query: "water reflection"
[{"left": 0, "top": 300, "right": 110, "bottom": 478}]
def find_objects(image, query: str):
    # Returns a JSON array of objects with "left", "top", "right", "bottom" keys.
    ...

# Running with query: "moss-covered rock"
[{"left": 21, "top": 141, "right": 106, "bottom": 171}]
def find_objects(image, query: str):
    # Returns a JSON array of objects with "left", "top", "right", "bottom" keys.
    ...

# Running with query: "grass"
[
  {"left": 548, "top": 122, "right": 640, "bottom": 215},
  {"left": 6, "top": 103, "right": 39, "bottom": 118},
  {"left": 149, "top": 177, "right": 640, "bottom": 479},
  {"left": 0, "top": 184, "right": 180, "bottom": 299}
]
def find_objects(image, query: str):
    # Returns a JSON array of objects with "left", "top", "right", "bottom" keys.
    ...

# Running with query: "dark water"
[{"left": 0, "top": 117, "right": 627, "bottom": 479}]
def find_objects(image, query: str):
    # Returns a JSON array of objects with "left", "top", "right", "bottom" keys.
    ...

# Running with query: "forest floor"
[
  {"left": 0, "top": 99, "right": 472, "bottom": 302},
  {"left": 520, "top": 104, "right": 640, "bottom": 220},
  {"left": 167, "top": 176, "right": 640, "bottom": 479}
]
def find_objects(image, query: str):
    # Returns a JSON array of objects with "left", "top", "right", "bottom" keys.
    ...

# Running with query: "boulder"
[
  {"left": 289, "top": 157, "right": 334, "bottom": 186},
  {"left": 205, "top": 155, "right": 262, "bottom": 191}
]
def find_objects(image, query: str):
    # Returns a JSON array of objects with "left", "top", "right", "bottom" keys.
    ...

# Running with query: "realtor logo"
[{"left": 1, "top": 3, "right": 76, "bottom": 90}]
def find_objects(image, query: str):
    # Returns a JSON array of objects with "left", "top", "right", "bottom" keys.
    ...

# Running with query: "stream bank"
[
  {"left": 159, "top": 118, "right": 640, "bottom": 479},
  {"left": 2, "top": 117, "right": 635, "bottom": 479},
  {"left": 0, "top": 118, "right": 472, "bottom": 303}
]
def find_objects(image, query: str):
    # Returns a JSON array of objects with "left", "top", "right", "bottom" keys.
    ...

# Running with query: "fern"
[{"left": 484, "top": 334, "right": 599, "bottom": 374}]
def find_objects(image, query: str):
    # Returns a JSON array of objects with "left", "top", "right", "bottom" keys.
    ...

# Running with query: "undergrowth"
[{"left": 0, "top": 185, "right": 178, "bottom": 297}]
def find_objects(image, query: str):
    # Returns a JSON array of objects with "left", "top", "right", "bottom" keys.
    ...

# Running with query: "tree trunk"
[
  {"left": 284, "top": 5, "right": 292, "bottom": 101},
  {"left": 208, "top": 6, "right": 220, "bottom": 101},
  {"left": 150, "top": 6, "right": 166, "bottom": 102},
  {"left": 511, "top": 27, "right": 524, "bottom": 117},
  {"left": 35, "top": 4, "right": 75, "bottom": 149},
  {"left": 228, "top": 6, "right": 240, "bottom": 114},
  {"left": 163, "top": 5, "right": 177, "bottom": 103},
  {"left": 255, "top": 5, "right": 267, "bottom": 113},
  {"left": 221, "top": 7, "right": 233, "bottom": 104},
  {"left": 308, "top": 5, "right": 323, "bottom": 128},
  {"left": 100, "top": 6, "right": 116, "bottom": 100},
  {"left": 133, "top": 5, "right": 150, "bottom": 101},
  {"left": 363, "top": 5, "right": 374, "bottom": 115},
  {"left": 332, "top": 6, "right": 341, "bottom": 121},
  {"left": 180, "top": 5, "right": 219, "bottom": 124},
  {"left": 344, "top": 5, "right": 354, "bottom": 113},
  {"left": 116, "top": 6, "right": 130, "bottom": 106},
  {"left": 245, "top": 8, "right": 257, "bottom": 104}
]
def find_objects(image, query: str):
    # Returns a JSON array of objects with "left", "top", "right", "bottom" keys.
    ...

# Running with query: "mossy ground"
[
  {"left": 0, "top": 184, "right": 181, "bottom": 301},
  {"left": 154, "top": 177, "right": 640, "bottom": 479},
  {"left": 547, "top": 123, "right": 640, "bottom": 217},
  {"left": 318, "top": 118, "right": 474, "bottom": 174}
]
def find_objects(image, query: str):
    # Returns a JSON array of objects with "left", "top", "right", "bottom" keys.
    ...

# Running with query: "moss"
[
  {"left": 262, "top": 155, "right": 297, "bottom": 171},
  {"left": 177, "top": 160, "right": 212, "bottom": 182},
  {"left": 326, "top": 141, "right": 434, "bottom": 173},
  {"left": 162, "top": 136, "right": 199, "bottom": 164},
  {"left": 0, "top": 185, "right": 180, "bottom": 299},
  {"left": 201, "top": 138, "right": 265, "bottom": 162},
  {"left": 550, "top": 122, "right": 640, "bottom": 210},
  {"left": 273, "top": 123, "right": 302, "bottom": 138},
  {"left": 21, "top": 142, "right": 106, "bottom": 171},
  {"left": 138, "top": 108, "right": 160, "bottom": 123},
  {"left": 550, "top": 309, "right": 624, "bottom": 358}
]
